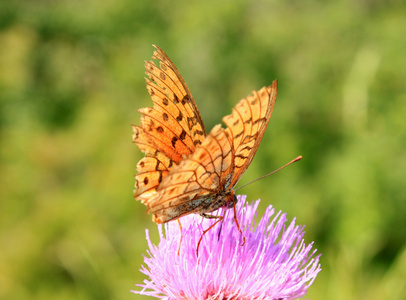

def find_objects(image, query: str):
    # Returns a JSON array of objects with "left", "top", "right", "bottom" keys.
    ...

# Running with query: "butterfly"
[{"left": 133, "top": 45, "right": 277, "bottom": 230}]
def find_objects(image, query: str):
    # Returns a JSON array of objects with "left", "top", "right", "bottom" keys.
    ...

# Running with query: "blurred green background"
[{"left": 1, "top": 0, "right": 405, "bottom": 299}]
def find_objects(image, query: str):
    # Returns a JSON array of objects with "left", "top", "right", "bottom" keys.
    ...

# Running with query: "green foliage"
[{"left": 1, "top": 0, "right": 405, "bottom": 299}]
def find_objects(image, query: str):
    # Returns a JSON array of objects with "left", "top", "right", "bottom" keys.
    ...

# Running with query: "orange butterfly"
[{"left": 133, "top": 45, "right": 277, "bottom": 229}]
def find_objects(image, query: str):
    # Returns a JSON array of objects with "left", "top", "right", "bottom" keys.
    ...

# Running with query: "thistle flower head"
[{"left": 134, "top": 195, "right": 321, "bottom": 299}]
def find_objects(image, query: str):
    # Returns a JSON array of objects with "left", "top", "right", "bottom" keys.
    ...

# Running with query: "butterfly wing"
[
  {"left": 133, "top": 45, "right": 206, "bottom": 202},
  {"left": 223, "top": 80, "right": 277, "bottom": 187},
  {"left": 146, "top": 124, "right": 234, "bottom": 223},
  {"left": 146, "top": 82, "right": 277, "bottom": 223}
]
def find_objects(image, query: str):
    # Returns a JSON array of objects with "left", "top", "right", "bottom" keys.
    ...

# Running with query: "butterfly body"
[
  {"left": 133, "top": 45, "right": 277, "bottom": 224},
  {"left": 150, "top": 190, "right": 236, "bottom": 224}
]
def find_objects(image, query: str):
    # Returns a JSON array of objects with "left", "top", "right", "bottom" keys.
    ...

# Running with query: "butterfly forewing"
[
  {"left": 133, "top": 45, "right": 206, "bottom": 201},
  {"left": 223, "top": 82, "right": 277, "bottom": 187},
  {"left": 148, "top": 46, "right": 206, "bottom": 143},
  {"left": 151, "top": 47, "right": 206, "bottom": 127}
]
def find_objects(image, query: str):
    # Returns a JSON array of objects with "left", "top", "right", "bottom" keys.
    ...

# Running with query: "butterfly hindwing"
[{"left": 133, "top": 127, "right": 172, "bottom": 202}]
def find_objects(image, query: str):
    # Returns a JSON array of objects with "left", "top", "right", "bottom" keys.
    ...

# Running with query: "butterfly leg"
[
  {"left": 231, "top": 194, "right": 245, "bottom": 246},
  {"left": 177, "top": 219, "right": 183, "bottom": 255},
  {"left": 196, "top": 214, "right": 224, "bottom": 257},
  {"left": 200, "top": 213, "right": 223, "bottom": 219}
]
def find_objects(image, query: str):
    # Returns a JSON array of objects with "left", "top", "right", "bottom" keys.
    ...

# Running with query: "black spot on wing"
[
  {"left": 176, "top": 112, "right": 183, "bottom": 122},
  {"left": 253, "top": 117, "right": 266, "bottom": 125},
  {"left": 171, "top": 136, "right": 178, "bottom": 147},
  {"left": 180, "top": 129, "right": 187, "bottom": 140},
  {"left": 234, "top": 131, "right": 243, "bottom": 139}
]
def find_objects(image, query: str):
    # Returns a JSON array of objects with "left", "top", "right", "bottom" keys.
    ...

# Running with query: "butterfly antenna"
[{"left": 235, "top": 156, "right": 302, "bottom": 192}]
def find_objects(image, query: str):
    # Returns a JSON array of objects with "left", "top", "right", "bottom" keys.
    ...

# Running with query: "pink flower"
[{"left": 133, "top": 195, "right": 321, "bottom": 299}]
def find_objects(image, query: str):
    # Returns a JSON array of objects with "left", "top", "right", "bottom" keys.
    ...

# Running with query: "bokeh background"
[{"left": 1, "top": 0, "right": 405, "bottom": 299}]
